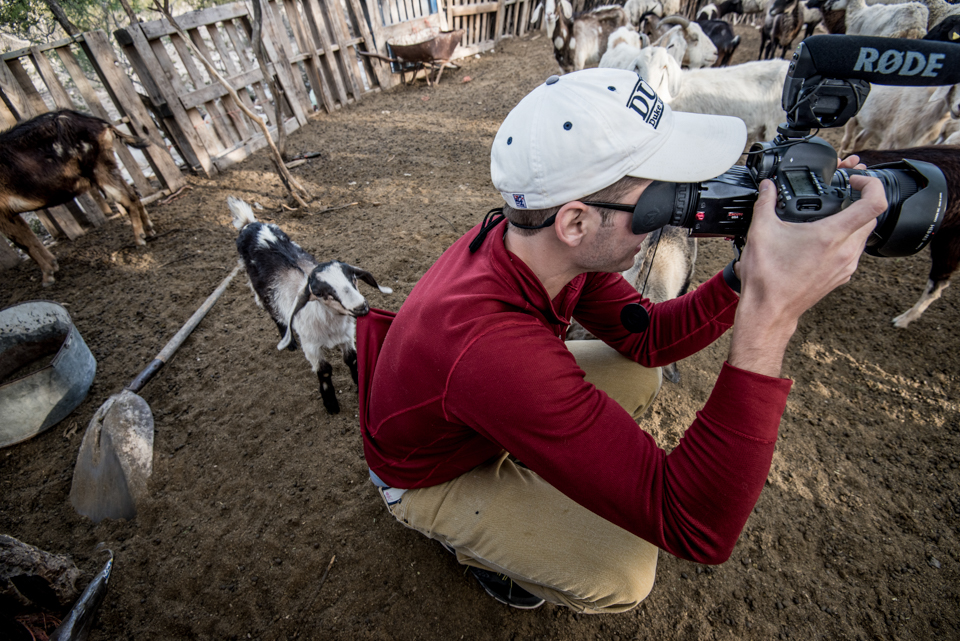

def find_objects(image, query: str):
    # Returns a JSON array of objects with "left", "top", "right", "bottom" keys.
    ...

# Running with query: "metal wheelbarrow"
[{"left": 361, "top": 29, "right": 465, "bottom": 86}]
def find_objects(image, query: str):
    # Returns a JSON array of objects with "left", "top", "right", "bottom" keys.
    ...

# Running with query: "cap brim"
[{"left": 627, "top": 111, "right": 748, "bottom": 183}]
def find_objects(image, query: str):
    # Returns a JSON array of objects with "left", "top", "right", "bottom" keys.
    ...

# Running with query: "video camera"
[{"left": 639, "top": 35, "right": 957, "bottom": 258}]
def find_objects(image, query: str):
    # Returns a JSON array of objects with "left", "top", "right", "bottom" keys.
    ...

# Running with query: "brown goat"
[
  {"left": 0, "top": 109, "right": 154, "bottom": 286},
  {"left": 855, "top": 146, "right": 960, "bottom": 327}
]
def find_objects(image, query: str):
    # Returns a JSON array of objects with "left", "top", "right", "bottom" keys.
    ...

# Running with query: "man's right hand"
[{"left": 727, "top": 174, "right": 886, "bottom": 378}]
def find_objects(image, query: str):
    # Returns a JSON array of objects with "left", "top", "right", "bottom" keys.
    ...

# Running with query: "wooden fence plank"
[
  {"left": 211, "top": 114, "right": 300, "bottom": 171},
  {"left": 47, "top": 205, "right": 84, "bottom": 240},
  {"left": 28, "top": 47, "right": 73, "bottom": 108},
  {"left": 82, "top": 30, "right": 185, "bottom": 191},
  {"left": 348, "top": 0, "right": 393, "bottom": 88},
  {"left": 207, "top": 23, "right": 263, "bottom": 129},
  {"left": 0, "top": 236, "right": 21, "bottom": 270},
  {"left": 0, "top": 60, "right": 36, "bottom": 120},
  {"left": 495, "top": 0, "right": 506, "bottom": 39},
  {"left": 238, "top": 14, "right": 301, "bottom": 123},
  {"left": 172, "top": 32, "right": 238, "bottom": 147},
  {"left": 193, "top": 26, "right": 252, "bottom": 141},
  {"left": 179, "top": 67, "right": 262, "bottom": 109},
  {"left": 5, "top": 59, "right": 49, "bottom": 115},
  {"left": 114, "top": 25, "right": 212, "bottom": 175},
  {"left": 449, "top": 1, "right": 498, "bottom": 16},
  {"left": 53, "top": 47, "right": 147, "bottom": 206},
  {"left": 262, "top": 0, "right": 312, "bottom": 124},
  {"left": 322, "top": 0, "right": 362, "bottom": 101},
  {"left": 151, "top": 35, "right": 226, "bottom": 157},
  {"left": 139, "top": 4, "right": 249, "bottom": 38},
  {"left": 283, "top": 0, "right": 328, "bottom": 112},
  {"left": 326, "top": 0, "right": 365, "bottom": 99},
  {"left": 0, "top": 97, "right": 16, "bottom": 128},
  {"left": 204, "top": 23, "right": 258, "bottom": 137},
  {"left": 222, "top": 19, "right": 276, "bottom": 123},
  {"left": 300, "top": 0, "right": 343, "bottom": 111}
]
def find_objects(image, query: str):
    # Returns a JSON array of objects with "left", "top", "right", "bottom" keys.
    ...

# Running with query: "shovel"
[{"left": 70, "top": 266, "right": 241, "bottom": 523}]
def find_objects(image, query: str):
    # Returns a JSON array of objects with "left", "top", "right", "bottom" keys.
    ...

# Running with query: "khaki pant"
[{"left": 380, "top": 340, "right": 663, "bottom": 613}]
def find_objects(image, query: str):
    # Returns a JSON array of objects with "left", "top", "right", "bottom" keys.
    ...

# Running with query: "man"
[{"left": 355, "top": 68, "right": 885, "bottom": 612}]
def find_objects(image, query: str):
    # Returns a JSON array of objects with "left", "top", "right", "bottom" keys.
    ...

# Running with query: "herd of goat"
[{"left": 2, "top": 2, "right": 960, "bottom": 408}]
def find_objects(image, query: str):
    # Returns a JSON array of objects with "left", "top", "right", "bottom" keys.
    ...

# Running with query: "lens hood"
[{"left": 864, "top": 159, "right": 947, "bottom": 258}]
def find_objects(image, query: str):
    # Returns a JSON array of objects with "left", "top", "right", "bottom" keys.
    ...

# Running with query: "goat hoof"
[
  {"left": 322, "top": 400, "right": 341, "bottom": 414},
  {"left": 892, "top": 316, "right": 912, "bottom": 329}
]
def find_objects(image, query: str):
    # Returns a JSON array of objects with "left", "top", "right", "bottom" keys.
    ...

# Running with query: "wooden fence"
[
  {"left": 0, "top": 30, "right": 184, "bottom": 267},
  {"left": 116, "top": 0, "right": 389, "bottom": 176},
  {"left": 443, "top": 0, "right": 538, "bottom": 54},
  {"left": 0, "top": 0, "right": 540, "bottom": 271}
]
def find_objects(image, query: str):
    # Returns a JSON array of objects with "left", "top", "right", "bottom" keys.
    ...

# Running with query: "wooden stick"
[{"left": 281, "top": 555, "right": 336, "bottom": 641}]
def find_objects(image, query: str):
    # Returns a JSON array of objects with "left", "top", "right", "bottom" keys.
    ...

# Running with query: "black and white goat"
[{"left": 229, "top": 197, "right": 392, "bottom": 413}]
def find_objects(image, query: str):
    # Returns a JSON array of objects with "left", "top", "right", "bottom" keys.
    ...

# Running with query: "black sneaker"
[{"left": 469, "top": 567, "right": 545, "bottom": 609}]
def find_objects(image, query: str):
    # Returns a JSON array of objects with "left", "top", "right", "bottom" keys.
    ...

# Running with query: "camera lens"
[{"left": 839, "top": 160, "right": 946, "bottom": 257}]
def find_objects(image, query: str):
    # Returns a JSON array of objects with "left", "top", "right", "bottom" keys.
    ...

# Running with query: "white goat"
[
  {"left": 937, "top": 118, "right": 960, "bottom": 144},
  {"left": 654, "top": 16, "right": 719, "bottom": 69},
  {"left": 624, "top": 0, "right": 666, "bottom": 25},
  {"left": 532, "top": 0, "right": 628, "bottom": 73},
  {"left": 839, "top": 84, "right": 960, "bottom": 155},
  {"left": 823, "top": 0, "right": 928, "bottom": 38},
  {"left": 598, "top": 26, "right": 648, "bottom": 69},
  {"left": 632, "top": 46, "right": 789, "bottom": 141},
  {"left": 229, "top": 197, "right": 392, "bottom": 415},
  {"left": 916, "top": 0, "right": 960, "bottom": 30}
]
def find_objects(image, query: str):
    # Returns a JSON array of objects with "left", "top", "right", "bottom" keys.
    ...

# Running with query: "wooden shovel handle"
[{"left": 126, "top": 265, "right": 241, "bottom": 394}]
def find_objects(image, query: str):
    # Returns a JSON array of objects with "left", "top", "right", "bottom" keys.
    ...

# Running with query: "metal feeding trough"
[{"left": 0, "top": 301, "right": 96, "bottom": 448}]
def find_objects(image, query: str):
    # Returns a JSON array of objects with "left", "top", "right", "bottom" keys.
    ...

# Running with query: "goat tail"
[
  {"left": 228, "top": 196, "right": 258, "bottom": 230},
  {"left": 111, "top": 127, "right": 151, "bottom": 149}
]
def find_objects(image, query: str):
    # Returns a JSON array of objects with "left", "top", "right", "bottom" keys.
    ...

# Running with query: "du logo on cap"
[{"left": 627, "top": 77, "right": 664, "bottom": 130}]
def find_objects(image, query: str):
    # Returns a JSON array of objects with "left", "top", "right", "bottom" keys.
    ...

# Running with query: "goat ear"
[
  {"left": 930, "top": 85, "right": 951, "bottom": 104},
  {"left": 560, "top": 0, "right": 573, "bottom": 19},
  {"left": 277, "top": 281, "right": 313, "bottom": 351},
  {"left": 531, "top": 2, "right": 542, "bottom": 21},
  {"left": 349, "top": 265, "right": 393, "bottom": 294}
]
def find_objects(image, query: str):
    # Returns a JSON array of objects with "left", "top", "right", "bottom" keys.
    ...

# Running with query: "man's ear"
[{"left": 553, "top": 201, "right": 596, "bottom": 247}]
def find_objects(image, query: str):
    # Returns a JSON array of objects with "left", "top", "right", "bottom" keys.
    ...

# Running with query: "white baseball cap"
[{"left": 491, "top": 68, "right": 748, "bottom": 210}]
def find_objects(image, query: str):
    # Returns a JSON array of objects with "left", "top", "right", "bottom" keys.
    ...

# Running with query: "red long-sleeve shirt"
[{"left": 358, "top": 217, "right": 792, "bottom": 564}]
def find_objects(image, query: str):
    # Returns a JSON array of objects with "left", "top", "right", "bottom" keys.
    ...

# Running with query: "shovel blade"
[{"left": 70, "top": 390, "right": 154, "bottom": 523}]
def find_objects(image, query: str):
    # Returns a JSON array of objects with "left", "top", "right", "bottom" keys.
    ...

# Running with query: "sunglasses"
[{"left": 583, "top": 180, "right": 695, "bottom": 235}]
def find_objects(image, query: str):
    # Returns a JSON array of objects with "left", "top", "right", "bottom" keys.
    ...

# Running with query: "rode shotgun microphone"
[
  {"left": 793, "top": 35, "right": 960, "bottom": 86},
  {"left": 782, "top": 35, "right": 960, "bottom": 130}
]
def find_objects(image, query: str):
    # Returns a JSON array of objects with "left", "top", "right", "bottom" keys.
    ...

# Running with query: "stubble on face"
[{"left": 576, "top": 210, "right": 645, "bottom": 274}]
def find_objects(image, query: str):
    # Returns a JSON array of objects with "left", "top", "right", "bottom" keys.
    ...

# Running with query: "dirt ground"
[{"left": 2, "top": 23, "right": 959, "bottom": 641}]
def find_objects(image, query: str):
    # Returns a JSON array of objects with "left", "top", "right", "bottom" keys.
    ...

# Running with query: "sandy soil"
[{"left": 2, "top": 25, "right": 959, "bottom": 641}]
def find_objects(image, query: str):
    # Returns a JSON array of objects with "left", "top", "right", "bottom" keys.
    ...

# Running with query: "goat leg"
[
  {"left": 316, "top": 360, "right": 341, "bottom": 414},
  {"left": 0, "top": 213, "right": 59, "bottom": 286},
  {"left": 893, "top": 234, "right": 959, "bottom": 328},
  {"left": 342, "top": 345, "right": 359, "bottom": 386}
]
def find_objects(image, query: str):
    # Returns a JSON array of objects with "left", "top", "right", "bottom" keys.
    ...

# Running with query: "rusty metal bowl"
[{"left": 0, "top": 301, "right": 96, "bottom": 448}]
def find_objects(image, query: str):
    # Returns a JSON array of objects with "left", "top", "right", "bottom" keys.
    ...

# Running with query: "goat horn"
[{"left": 660, "top": 16, "right": 690, "bottom": 27}]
